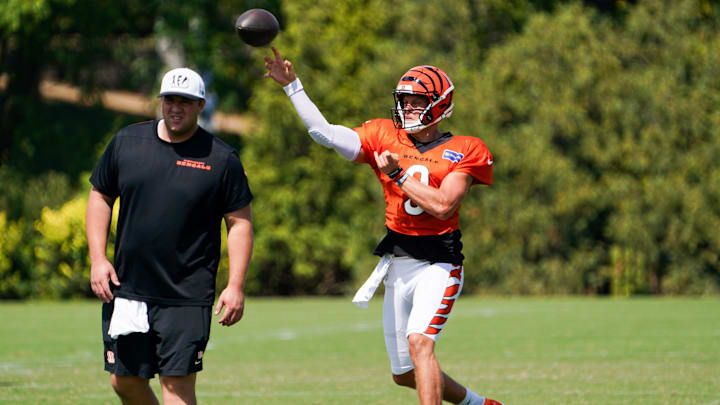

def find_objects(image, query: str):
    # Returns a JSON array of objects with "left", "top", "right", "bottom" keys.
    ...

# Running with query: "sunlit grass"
[{"left": 0, "top": 297, "right": 718, "bottom": 404}]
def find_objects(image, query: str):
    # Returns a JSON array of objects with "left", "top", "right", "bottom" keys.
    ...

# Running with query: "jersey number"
[{"left": 404, "top": 165, "right": 429, "bottom": 215}]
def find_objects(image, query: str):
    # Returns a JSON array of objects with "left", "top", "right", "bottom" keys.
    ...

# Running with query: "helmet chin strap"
[{"left": 403, "top": 120, "right": 425, "bottom": 133}]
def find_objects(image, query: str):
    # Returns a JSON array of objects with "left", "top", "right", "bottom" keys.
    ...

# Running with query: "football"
[{"left": 235, "top": 9, "right": 280, "bottom": 47}]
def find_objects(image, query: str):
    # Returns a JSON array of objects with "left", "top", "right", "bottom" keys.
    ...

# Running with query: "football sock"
[
  {"left": 458, "top": 389, "right": 503, "bottom": 405},
  {"left": 458, "top": 389, "right": 482, "bottom": 405}
]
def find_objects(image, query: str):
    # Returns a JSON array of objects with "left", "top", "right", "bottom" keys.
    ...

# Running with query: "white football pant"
[{"left": 382, "top": 255, "right": 464, "bottom": 375}]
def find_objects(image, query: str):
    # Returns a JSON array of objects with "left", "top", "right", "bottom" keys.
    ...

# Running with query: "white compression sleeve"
[{"left": 283, "top": 78, "right": 361, "bottom": 161}]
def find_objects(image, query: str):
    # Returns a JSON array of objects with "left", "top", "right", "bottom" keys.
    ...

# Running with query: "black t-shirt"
[{"left": 90, "top": 120, "right": 253, "bottom": 305}]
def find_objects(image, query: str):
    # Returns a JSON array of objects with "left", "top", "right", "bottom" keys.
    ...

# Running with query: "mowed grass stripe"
[{"left": 0, "top": 297, "right": 718, "bottom": 404}]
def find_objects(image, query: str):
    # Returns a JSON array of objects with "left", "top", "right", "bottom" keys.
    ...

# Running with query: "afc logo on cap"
[
  {"left": 159, "top": 67, "right": 205, "bottom": 99},
  {"left": 170, "top": 75, "right": 189, "bottom": 89}
]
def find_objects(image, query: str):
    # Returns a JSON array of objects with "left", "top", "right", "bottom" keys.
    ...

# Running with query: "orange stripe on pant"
[{"left": 424, "top": 266, "right": 463, "bottom": 335}]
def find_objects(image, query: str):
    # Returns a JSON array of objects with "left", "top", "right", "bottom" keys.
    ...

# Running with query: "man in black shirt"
[{"left": 86, "top": 67, "right": 253, "bottom": 404}]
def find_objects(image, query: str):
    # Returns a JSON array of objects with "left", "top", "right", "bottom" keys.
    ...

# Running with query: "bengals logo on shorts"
[{"left": 106, "top": 350, "right": 116, "bottom": 364}]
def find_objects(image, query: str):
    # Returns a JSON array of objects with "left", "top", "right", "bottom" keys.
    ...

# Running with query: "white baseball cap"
[{"left": 158, "top": 67, "right": 206, "bottom": 100}]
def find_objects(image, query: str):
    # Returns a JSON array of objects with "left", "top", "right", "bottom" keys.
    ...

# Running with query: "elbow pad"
[
  {"left": 308, "top": 128, "right": 332, "bottom": 148},
  {"left": 308, "top": 125, "right": 361, "bottom": 161}
]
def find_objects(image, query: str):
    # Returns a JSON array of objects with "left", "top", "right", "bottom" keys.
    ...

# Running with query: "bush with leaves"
[{"left": 462, "top": 1, "right": 720, "bottom": 295}]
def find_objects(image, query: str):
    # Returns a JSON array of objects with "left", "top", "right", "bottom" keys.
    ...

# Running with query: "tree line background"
[{"left": 1, "top": 0, "right": 719, "bottom": 299}]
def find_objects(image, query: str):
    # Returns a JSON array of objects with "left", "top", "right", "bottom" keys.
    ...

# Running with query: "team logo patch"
[
  {"left": 176, "top": 159, "right": 212, "bottom": 171},
  {"left": 194, "top": 351, "right": 204, "bottom": 365},
  {"left": 107, "top": 350, "right": 115, "bottom": 364},
  {"left": 442, "top": 149, "right": 464, "bottom": 163},
  {"left": 170, "top": 74, "right": 189, "bottom": 89}
]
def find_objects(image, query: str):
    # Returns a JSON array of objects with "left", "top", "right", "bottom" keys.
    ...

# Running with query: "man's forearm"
[
  {"left": 396, "top": 172, "right": 472, "bottom": 220},
  {"left": 86, "top": 189, "right": 114, "bottom": 262},
  {"left": 225, "top": 214, "right": 253, "bottom": 290}
]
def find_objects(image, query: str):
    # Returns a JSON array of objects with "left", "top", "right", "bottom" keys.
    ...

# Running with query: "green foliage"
[
  {"left": 0, "top": 0, "right": 55, "bottom": 34},
  {"left": 30, "top": 191, "right": 119, "bottom": 299},
  {"left": 463, "top": 0, "right": 720, "bottom": 294},
  {"left": 239, "top": 0, "right": 570, "bottom": 295},
  {"left": 240, "top": 0, "right": 720, "bottom": 296},
  {"left": 242, "top": 0, "right": 393, "bottom": 295},
  {"left": 151, "top": 0, "right": 284, "bottom": 111},
  {"left": 2, "top": 0, "right": 720, "bottom": 298},
  {"left": 0, "top": 0, "right": 281, "bottom": 163},
  {"left": 33, "top": 196, "right": 93, "bottom": 298},
  {"left": 0, "top": 212, "right": 33, "bottom": 298},
  {"left": 0, "top": 189, "right": 120, "bottom": 299},
  {"left": 4, "top": 102, "right": 142, "bottom": 179}
]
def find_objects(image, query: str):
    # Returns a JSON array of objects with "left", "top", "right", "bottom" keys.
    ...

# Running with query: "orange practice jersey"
[{"left": 354, "top": 119, "right": 493, "bottom": 236}]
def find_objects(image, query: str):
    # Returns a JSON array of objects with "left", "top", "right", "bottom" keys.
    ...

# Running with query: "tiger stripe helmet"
[{"left": 391, "top": 65, "right": 454, "bottom": 133}]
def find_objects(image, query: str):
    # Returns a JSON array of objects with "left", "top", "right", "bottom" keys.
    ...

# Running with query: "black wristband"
[{"left": 387, "top": 167, "right": 404, "bottom": 180}]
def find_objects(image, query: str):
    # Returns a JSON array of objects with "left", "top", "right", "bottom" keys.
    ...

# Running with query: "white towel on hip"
[
  {"left": 107, "top": 297, "right": 149, "bottom": 339},
  {"left": 352, "top": 254, "right": 393, "bottom": 308}
]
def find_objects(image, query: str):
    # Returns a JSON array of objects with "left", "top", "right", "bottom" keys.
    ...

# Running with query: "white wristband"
[{"left": 283, "top": 78, "right": 304, "bottom": 97}]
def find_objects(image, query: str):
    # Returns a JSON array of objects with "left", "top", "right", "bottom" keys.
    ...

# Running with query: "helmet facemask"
[{"left": 392, "top": 93, "right": 433, "bottom": 134}]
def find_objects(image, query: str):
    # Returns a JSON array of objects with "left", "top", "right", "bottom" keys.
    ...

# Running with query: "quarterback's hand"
[
  {"left": 373, "top": 150, "right": 401, "bottom": 175},
  {"left": 263, "top": 47, "right": 297, "bottom": 86},
  {"left": 90, "top": 258, "right": 119, "bottom": 303},
  {"left": 215, "top": 287, "right": 245, "bottom": 326}
]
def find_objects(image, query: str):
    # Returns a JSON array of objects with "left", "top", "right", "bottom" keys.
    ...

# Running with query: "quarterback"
[{"left": 264, "top": 47, "right": 502, "bottom": 405}]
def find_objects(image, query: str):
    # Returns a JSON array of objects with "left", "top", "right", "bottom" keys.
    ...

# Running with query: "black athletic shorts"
[{"left": 101, "top": 301, "right": 212, "bottom": 378}]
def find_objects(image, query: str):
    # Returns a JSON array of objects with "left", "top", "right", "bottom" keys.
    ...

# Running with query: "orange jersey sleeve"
[{"left": 354, "top": 119, "right": 493, "bottom": 236}]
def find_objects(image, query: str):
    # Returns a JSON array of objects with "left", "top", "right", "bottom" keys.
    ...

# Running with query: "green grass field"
[{"left": 0, "top": 297, "right": 718, "bottom": 404}]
